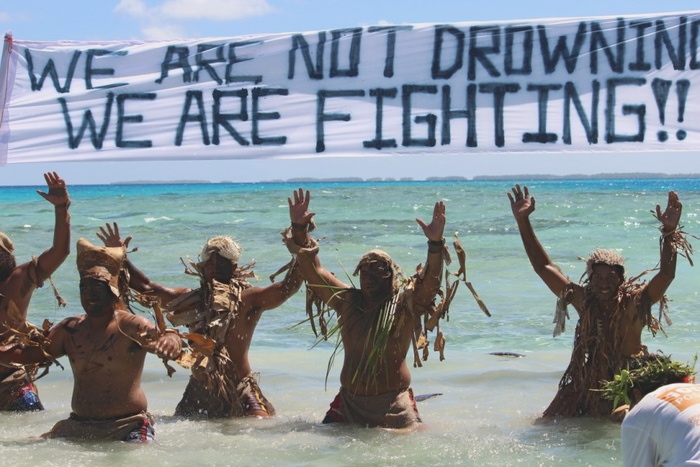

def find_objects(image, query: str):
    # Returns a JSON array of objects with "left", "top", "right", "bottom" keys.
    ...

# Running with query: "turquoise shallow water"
[{"left": 0, "top": 179, "right": 698, "bottom": 465}]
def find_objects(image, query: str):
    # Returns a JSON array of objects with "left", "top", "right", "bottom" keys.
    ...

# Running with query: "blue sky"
[{"left": 1, "top": 0, "right": 699, "bottom": 185}]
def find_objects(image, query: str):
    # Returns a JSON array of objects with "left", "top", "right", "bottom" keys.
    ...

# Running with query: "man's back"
[{"left": 622, "top": 383, "right": 700, "bottom": 466}]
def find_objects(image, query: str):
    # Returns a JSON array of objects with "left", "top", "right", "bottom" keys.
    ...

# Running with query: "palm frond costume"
[{"left": 545, "top": 224, "right": 693, "bottom": 418}]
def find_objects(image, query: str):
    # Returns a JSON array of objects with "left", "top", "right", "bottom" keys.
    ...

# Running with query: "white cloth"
[{"left": 622, "top": 383, "right": 700, "bottom": 466}]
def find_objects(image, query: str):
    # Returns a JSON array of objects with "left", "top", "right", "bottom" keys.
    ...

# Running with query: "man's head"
[
  {"left": 0, "top": 232, "right": 16, "bottom": 282},
  {"left": 585, "top": 249, "right": 625, "bottom": 300},
  {"left": 76, "top": 238, "right": 125, "bottom": 316},
  {"left": 0, "top": 232, "right": 14, "bottom": 256},
  {"left": 0, "top": 233, "right": 15, "bottom": 282},
  {"left": 199, "top": 236, "right": 241, "bottom": 283},
  {"left": 353, "top": 249, "right": 401, "bottom": 302}
]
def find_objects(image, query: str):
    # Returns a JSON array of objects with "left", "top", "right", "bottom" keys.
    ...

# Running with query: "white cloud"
[
  {"left": 0, "top": 10, "right": 31, "bottom": 24},
  {"left": 113, "top": 0, "right": 275, "bottom": 39},
  {"left": 114, "top": 0, "right": 148, "bottom": 16},
  {"left": 160, "top": 0, "right": 274, "bottom": 21},
  {"left": 141, "top": 22, "right": 187, "bottom": 40}
]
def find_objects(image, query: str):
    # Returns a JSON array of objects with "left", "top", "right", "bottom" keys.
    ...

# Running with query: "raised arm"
[
  {"left": 34, "top": 172, "right": 71, "bottom": 281},
  {"left": 242, "top": 237, "right": 305, "bottom": 314},
  {"left": 116, "top": 313, "right": 183, "bottom": 360},
  {"left": 645, "top": 191, "right": 682, "bottom": 303},
  {"left": 288, "top": 188, "right": 350, "bottom": 312},
  {"left": 241, "top": 269, "right": 304, "bottom": 314},
  {"left": 507, "top": 184, "right": 571, "bottom": 297},
  {"left": 413, "top": 201, "right": 447, "bottom": 306},
  {"left": 97, "top": 222, "right": 190, "bottom": 305}
]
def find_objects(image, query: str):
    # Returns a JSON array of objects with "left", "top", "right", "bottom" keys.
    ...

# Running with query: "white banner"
[{"left": 1, "top": 10, "right": 699, "bottom": 164}]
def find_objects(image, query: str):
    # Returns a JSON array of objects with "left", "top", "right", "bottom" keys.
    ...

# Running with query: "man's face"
[
  {"left": 79, "top": 278, "right": 114, "bottom": 316},
  {"left": 359, "top": 260, "right": 393, "bottom": 302},
  {"left": 589, "top": 263, "right": 624, "bottom": 301},
  {"left": 201, "top": 252, "right": 235, "bottom": 283}
]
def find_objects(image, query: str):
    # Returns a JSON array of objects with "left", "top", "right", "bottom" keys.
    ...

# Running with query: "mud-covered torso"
[
  {"left": 569, "top": 283, "right": 651, "bottom": 362},
  {"left": 338, "top": 290, "right": 414, "bottom": 396},
  {"left": 61, "top": 313, "right": 149, "bottom": 418}
]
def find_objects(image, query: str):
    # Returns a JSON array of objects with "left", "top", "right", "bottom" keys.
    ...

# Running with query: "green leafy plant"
[{"left": 600, "top": 352, "right": 697, "bottom": 409}]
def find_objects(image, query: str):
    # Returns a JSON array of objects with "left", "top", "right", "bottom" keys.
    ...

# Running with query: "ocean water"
[{"left": 0, "top": 178, "right": 699, "bottom": 466}]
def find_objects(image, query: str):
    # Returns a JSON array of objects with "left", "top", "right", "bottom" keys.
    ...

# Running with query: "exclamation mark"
[
  {"left": 652, "top": 78, "right": 689, "bottom": 142},
  {"left": 652, "top": 78, "right": 672, "bottom": 142},
  {"left": 675, "top": 79, "right": 689, "bottom": 141}
]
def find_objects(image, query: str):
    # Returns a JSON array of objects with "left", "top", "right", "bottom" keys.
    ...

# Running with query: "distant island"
[
  {"left": 472, "top": 173, "right": 700, "bottom": 180},
  {"left": 114, "top": 180, "right": 212, "bottom": 185},
  {"left": 111, "top": 173, "right": 700, "bottom": 185}
]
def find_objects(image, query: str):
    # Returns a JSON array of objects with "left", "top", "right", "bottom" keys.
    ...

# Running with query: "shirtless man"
[
  {"left": 287, "top": 189, "right": 446, "bottom": 429},
  {"left": 0, "top": 172, "right": 70, "bottom": 411},
  {"left": 0, "top": 238, "right": 182, "bottom": 441},
  {"left": 508, "top": 184, "right": 683, "bottom": 418},
  {"left": 97, "top": 222, "right": 303, "bottom": 418}
]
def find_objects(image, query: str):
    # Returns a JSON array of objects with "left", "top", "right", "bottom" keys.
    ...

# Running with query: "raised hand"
[
  {"left": 288, "top": 188, "right": 316, "bottom": 226},
  {"left": 416, "top": 201, "right": 446, "bottom": 241},
  {"left": 37, "top": 172, "right": 69, "bottom": 206},
  {"left": 507, "top": 184, "right": 535, "bottom": 221},
  {"left": 96, "top": 222, "right": 132, "bottom": 249},
  {"left": 656, "top": 191, "right": 682, "bottom": 232}
]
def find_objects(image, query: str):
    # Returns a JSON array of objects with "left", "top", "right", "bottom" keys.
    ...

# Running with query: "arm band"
[{"left": 427, "top": 238, "right": 446, "bottom": 253}]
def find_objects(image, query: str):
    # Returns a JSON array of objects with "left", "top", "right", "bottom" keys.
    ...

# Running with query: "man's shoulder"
[
  {"left": 620, "top": 282, "right": 649, "bottom": 304},
  {"left": 340, "top": 289, "right": 363, "bottom": 310},
  {"left": 114, "top": 310, "right": 152, "bottom": 327},
  {"left": 335, "top": 287, "right": 360, "bottom": 300},
  {"left": 112, "top": 312, "right": 156, "bottom": 348},
  {"left": 55, "top": 314, "right": 86, "bottom": 332},
  {"left": 563, "top": 281, "right": 583, "bottom": 293}
]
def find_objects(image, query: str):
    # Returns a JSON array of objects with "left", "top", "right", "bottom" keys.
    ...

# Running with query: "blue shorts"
[
  {"left": 10, "top": 383, "right": 44, "bottom": 412},
  {"left": 124, "top": 415, "right": 156, "bottom": 442}
]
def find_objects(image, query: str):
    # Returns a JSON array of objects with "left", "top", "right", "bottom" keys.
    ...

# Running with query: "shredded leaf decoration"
[
  {"left": 291, "top": 230, "right": 491, "bottom": 391},
  {"left": 600, "top": 352, "right": 697, "bottom": 409},
  {"left": 0, "top": 300, "right": 62, "bottom": 379}
]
